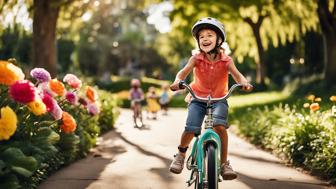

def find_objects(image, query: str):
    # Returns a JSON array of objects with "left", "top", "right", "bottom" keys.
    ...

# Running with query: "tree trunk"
[
  {"left": 244, "top": 16, "right": 267, "bottom": 86},
  {"left": 317, "top": 0, "right": 336, "bottom": 85},
  {"left": 323, "top": 33, "right": 336, "bottom": 83},
  {"left": 32, "top": 0, "right": 60, "bottom": 77}
]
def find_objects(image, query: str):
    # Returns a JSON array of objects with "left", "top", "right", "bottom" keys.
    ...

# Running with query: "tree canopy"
[{"left": 168, "top": 0, "right": 318, "bottom": 84}]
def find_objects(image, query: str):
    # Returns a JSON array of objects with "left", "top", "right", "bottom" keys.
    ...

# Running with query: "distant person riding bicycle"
[
  {"left": 159, "top": 83, "right": 171, "bottom": 115},
  {"left": 146, "top": 86, "right": 160, "bottom": 120},
  {"left": 169, "top": 17, "right": 253, "bottom": 180},
  {"left": 129, "top": 78, "right": 144, "bottom": 127}
]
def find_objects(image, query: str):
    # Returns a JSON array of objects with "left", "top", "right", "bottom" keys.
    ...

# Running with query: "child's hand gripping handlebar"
[{"left": 177, "top": 80, "right": 251, "bottom": 102}]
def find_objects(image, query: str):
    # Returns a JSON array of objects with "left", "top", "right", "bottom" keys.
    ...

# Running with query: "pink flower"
[
  {"left": 37, "top": 82, "right": 53, "bottom": 96},
  {"left": 65, "top": 91, "right": 77, "bottom": 105},
  {"left": 51, "top": 103, "right": 62, "bottom": 120},
  {"left": 87, "top": 103, "right": 100, "bottom": 115},
  {"left": 9, "top": 80, "right": 36, "bottom": 104},
  {"left": 63, "top": 74, "right": 82, "bottom": 89},
  {"left": 30, "top": 68, "right": 51, "bottom": 82},
  {"left": 40, "top": 92, "right": 56, "bottom": 112}
]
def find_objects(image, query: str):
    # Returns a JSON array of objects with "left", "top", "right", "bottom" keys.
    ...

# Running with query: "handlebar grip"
[{"left": 178, "top": 80, "right": 186, "bottom": 89}]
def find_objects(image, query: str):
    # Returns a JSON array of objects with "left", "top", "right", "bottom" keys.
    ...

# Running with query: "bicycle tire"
[{"left": 206, "top": 143, "right": 218, "bottom": 189}]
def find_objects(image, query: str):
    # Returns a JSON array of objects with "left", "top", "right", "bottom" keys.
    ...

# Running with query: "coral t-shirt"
[{"left": 190, "top": 52, "right": 232, "bottom": 98}]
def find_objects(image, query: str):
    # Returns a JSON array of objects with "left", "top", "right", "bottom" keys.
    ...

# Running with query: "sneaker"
[
  {"left": 169, "top": 153, "right": 185, "bottom": 174},
  {"left": 220, "top": 160, "right": 237, "bottom": 180}
]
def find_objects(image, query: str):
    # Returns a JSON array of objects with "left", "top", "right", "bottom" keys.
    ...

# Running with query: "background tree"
[
  {"left": 169, "top": 0, "right": 318, "bottom": 86},
  {"left": 76, "top": 0, "right": 170, "bottom": 78},
  {"left": 1, "top": 0, "right": 96, "bottom": 77},
  {"left": 316, "top": 0, "right": 336, "bottom": 85}
]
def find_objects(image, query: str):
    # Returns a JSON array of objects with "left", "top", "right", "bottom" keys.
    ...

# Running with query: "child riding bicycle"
[
  {"left": 146, "top": 86, "right": 160, "bottom": 120},
  {"left": 159, "top": 83, "right": 171, "bottom": 115},
  {"left": 129, "top": 78, "right": 144, "bottom": 127},
  {"left": 169, "top": 17, "right": 253, "bottom": 180}
]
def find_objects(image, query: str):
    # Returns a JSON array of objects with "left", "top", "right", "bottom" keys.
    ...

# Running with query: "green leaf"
[
  {"left": 11, "top": 166, "right": 33, "bottom": 177},
  {"left": 0, "top": 174, "right": 21, "bottom": 189},
  {"left": 34, "top": 127, "right": 60, "bottom": 144},
  {"left": 0, "top": 160, "right": 7, "bottom": 176},
  {"left": 0, "top": 147, "right": 38, "bottom": 177},
  {"left": 59, "top": 133, "right": 80, "bottom": 150}
]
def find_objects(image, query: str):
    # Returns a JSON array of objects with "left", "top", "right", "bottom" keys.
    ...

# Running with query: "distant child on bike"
[
  {"left": 159, "top": 83, "right": 171, "bottom": 115},
  {"left": 129, "top": 78, "right": 144, "bottom": 127},
  {"left": 169, "top": 17, "right": 253, "bottom": 180},
  {"left": 146, "top": 86, "right": 160, "bottom": 120}
]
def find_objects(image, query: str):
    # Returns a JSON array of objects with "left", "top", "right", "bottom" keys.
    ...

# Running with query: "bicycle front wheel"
[{"left": 206, "top": 143, "right": 218, "bottom": 189}]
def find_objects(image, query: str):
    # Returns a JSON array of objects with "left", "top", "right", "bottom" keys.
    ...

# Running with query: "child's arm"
[
  {"left": 170, "top": 56, "right": 196, "bottom": 91},
  {"left": 228, "top": 61, "right": 253, "bottom": 91}
]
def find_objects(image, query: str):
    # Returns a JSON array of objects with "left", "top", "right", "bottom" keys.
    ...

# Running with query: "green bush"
[
  {"left": 97, "top": 76, "right": 165, "bottom": 93},
  {"left": 97, "top": 90, "right": 121, "bottom": 134},
  {"left": 231, "top": 100, "right": 336, "bottom": 184}
]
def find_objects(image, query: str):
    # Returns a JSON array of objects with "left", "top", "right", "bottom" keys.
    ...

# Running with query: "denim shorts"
[{"left": 185, "top": 99, "right": 229, "bottom": 134}]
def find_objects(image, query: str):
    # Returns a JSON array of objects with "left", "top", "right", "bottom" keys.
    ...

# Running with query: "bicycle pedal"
[{"left": 186, "top": 180, "right": 194, "bottom": 186}]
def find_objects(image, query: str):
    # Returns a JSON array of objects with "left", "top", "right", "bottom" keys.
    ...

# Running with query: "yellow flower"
[
  {"left": 27, "top": 99, "right": 47, "bottom": 116},
  {"left": 314, "top": 97, "right": 322, "bottom": 102},
  {"left": 0, "top": 60, "right": 25, "bottom": 86},
  {"left": 310, "top": 103, "right": 320, "bottom": 112},
  {"left": 306, "top": 94, "right": 315, "bottom": 101},
  {"left": 303, "top": 103, "right": 310, "bottom": 108},
  {"left": 330, "top": 96, "right": 336, "bottom": 102},
  {"left": 0, "top": 106, "right": 18, "bottom": 140}
]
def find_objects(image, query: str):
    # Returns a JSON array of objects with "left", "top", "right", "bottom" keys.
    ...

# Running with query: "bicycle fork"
[{"left": 186, "top": 135, "right": 222, "bottom": 187}]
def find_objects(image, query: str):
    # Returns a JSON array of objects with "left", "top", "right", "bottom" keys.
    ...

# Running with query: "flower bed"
[
  {"left": 0, "top": 60, "right": 119, "bottom": 188},
  {"left": 231, "top": 94, "right": 336, "bottom": 184}
]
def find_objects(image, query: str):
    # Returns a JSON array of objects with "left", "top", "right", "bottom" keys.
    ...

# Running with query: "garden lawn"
[{"left": 228, "top": 91, "right": 290, "bottom": 108}]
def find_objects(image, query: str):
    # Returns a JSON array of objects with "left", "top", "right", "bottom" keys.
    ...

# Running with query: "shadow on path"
[
  {"left": 236, "top": 172, "right": 331, "bottom": 189},
  {"left": 113, "top": 131, "right": 177, "bottom": 183},
  {"left": 38, "top": 131, "right": 127, "bottom": 189},
  {"left": 229, "top": 151, "right": 281, "bottom": 165}
]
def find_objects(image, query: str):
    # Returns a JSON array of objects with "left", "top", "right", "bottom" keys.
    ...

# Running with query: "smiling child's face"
[{"left": 198, "top": 29, "right": 220, "bottom": 53}]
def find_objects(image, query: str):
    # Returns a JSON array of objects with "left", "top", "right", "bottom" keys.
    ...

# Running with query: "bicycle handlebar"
[{"left": 178, "top": 81, "right": 244, "bottom": 102}]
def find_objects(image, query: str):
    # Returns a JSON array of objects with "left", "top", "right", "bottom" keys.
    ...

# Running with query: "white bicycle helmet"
[
  {"left": 192, "top": 17, "right": 226, "bottom": 54},
  {"left": 192, "top": 17, "right": 226, "bottom": 41}
]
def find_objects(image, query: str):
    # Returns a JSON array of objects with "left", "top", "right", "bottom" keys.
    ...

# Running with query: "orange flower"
[
  {"left": 49, "top": 78, "right": 65, "bottom": 96},
  {"left": 306, "top": 94, "right": 315, "bottom": 101},
  {"left": 310, "top": 103, "right": 320, "bottom": 112},
  {"left": 330, "top": 96, "right": 336, "bottom": 102},
  {"left": 314, "top": 97, "right": 322, "bottom": 102},
  {"left": 86, "top": 86, "right": 98, "bottom": 102},
  {"left": 0, "top": 60, "right": 25, "bottom": 86},
  {"left": 60, "top": 111, "right": 77, "bottom": 133}
]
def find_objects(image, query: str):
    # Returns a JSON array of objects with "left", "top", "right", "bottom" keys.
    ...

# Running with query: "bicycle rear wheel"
[{"left": 206, "top": 143, "right": 218, "bottom": 189}]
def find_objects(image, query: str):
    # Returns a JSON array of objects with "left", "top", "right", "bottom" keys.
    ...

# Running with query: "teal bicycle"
[{"left": 178, "top": 81, "right": 243, "bottom": 189}]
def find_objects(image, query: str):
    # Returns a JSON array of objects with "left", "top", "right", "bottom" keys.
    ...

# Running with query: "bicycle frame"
[
  {"left": 187, "top": 102, "right": 221, "bottom": 188},
  {"left": 180, "top": 81, "right": 245, "bottom": 188}
]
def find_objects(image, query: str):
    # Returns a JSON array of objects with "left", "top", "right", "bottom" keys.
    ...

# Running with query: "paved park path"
[{"left": 38, "top": 109, "right": 332, "bottom": 189}]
